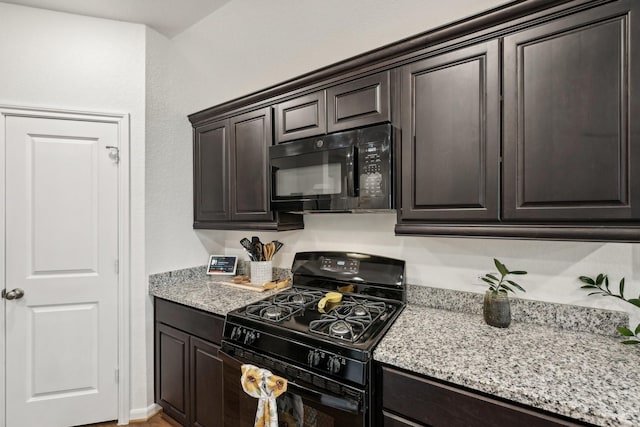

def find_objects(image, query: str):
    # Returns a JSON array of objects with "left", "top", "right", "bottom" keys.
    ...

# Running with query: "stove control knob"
[
  {"left": 307, "top": 350, "right": 321, "bottom": 367},
  {"left": 230, "top": 327, "right": 242, "bottom": 341},
  {"left": 327, "top": 356, "right": 343, "bottom": 374},
  {"left": 244, "top": 331, "right": 257, "bottom": 345}
]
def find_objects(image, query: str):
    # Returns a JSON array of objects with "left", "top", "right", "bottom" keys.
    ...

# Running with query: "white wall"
[
  {"left": 0, "top": 2, "right": 149, "bottom": 419},
  {"left": 145, "top": 0, "right": 640, "bottom": 391}
]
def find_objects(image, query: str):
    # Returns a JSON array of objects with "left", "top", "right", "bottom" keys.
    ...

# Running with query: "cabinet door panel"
[
  {"left": 503, "top": 1, "right": 640, "bottom": 220},
  {"left": 275, "top": 91, "right": 326, "bottom": 142},
  {"left": 194, "top": 120, "right": 229, "bottom": 223},
  {"left": 230, "top": 108, "right": 273, "bottom": 221},
  {"left": 382, "top": 367, "right": 578, "bottom": 427},
  {"left": 156, "top": 323, "right": 189, "bottom": 426},
  {"left": 327, "top": 72, "right": 390, "bottom": 132},
  {"left": 400, "top": 41, "right": 499, "bottom": 221},
  {"left": 191, "top": 337, "right": 223, "bottom": 427}
]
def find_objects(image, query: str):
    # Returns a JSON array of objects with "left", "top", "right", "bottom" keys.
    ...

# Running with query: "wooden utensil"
[{"left": 263, "top": 242, "right": 275, "bottom": 261}]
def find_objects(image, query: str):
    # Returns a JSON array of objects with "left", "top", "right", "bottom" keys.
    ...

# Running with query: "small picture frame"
[{"left": 206, "top": 255, "right": 238, "bottom": 275}]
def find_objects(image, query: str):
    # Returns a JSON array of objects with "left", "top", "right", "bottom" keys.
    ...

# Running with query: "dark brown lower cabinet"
[
  {"left": 155, "top": 298, "right": 224, "bottom": 427},
  {"left": 380, "top": 365, "right": 587, "bottom": 427},
  {"left": 191, "top": 337, "right": 223, "bottom": 427},
  {"left": 219, "top": 351, "right": 258, "bottom": 427}
]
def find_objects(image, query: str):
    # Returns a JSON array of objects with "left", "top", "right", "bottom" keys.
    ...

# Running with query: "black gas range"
[{"left": 220, "top": 251, "right": 405, "bottom": 427}]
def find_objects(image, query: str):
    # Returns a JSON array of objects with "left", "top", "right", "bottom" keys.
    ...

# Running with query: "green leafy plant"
[
  {"left": 481, "top": 259, "right": 527, "bottom": 295},
  {"left": 579, "top": 274, "right": 640, "bottom": 345}
]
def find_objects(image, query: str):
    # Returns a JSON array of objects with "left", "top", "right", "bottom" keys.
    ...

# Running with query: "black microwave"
[{"left": 269, "top": 124, "right": 393, "bottom": 212}]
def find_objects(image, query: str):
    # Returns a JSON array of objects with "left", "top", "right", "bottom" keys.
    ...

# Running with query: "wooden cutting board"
[{"left": 219, "top": 281, "right": 270, "bottom": 292}]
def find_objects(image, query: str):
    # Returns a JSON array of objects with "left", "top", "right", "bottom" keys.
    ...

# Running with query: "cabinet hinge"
[{"left": 115, "top": 260, "right": 119, "bottom": 274}]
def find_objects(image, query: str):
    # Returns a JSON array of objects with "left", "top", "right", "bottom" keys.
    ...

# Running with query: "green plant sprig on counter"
[
  {"left": 481, "top": 258, "right": 527, "bottom": 295},
  {"left": 579, "top": 274, "right": 640, "bottom": 345}
]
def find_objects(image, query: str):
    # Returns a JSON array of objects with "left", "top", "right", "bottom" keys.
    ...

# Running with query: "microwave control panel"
[{"left": 358, "top": 138, "right": 391, "bottom": 208}]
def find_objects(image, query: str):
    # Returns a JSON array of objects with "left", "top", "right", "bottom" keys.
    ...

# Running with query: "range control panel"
[{"left": 320, "top": 257, "right": 360, "bottom": 273}]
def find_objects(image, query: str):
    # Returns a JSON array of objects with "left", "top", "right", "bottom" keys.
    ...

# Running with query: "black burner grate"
[
  {"left": 245, "top": 289, "right": 324, "bottom": 323},
  {"left": 308, "top": 297, "right": 387, "bottom": 342}
]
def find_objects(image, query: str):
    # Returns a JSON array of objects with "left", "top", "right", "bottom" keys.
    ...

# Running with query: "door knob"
[{"left": 3, "top": 288, "right": 24, "bottom": 300}]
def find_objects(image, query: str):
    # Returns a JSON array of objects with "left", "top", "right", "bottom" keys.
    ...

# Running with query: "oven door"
[
  {"left": 220, "top": 349, "right": 366, "bottom": 427},
  {"left": 269, "top": 133, "right": 357, "bottom": 212}
]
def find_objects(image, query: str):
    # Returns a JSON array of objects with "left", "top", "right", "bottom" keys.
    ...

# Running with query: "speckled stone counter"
[
  {"left": 374, "top": 304, "right": 640, "bottom": 427},
  {"left": 150, "top": 267, "right": 638, "bottom": 426},
  {"left": 148, "top": 264, "right": 289, "bottom": 315}
]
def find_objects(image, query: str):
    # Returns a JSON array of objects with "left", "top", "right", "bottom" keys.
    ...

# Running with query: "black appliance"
[
  {"left": 220, "top": 251, "right": 406, "bottom": 427},
  {"left": 269, "top": 124, "right": 394, "bottom": 213}
]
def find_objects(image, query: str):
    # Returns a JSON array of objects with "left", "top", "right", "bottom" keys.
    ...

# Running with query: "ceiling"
[{"left": 1, "top": 0, "right": 231, "bottom": 37}]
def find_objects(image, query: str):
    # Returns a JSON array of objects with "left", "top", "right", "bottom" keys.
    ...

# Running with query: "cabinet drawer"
[
  {"left": 275, "top": 91, "right": 326, "bottom": 142},
  {"left": 383, "top": 411, "right": 425, "bottom": 426},
  {"left": 155, "top": 298, "right": 224, "bottom": 345},
  {"left": 327, "top": 71, "right": 390, "bottom": 133},
  {"left": 382, "top": 367, "right": 581, "bottom": 427}
]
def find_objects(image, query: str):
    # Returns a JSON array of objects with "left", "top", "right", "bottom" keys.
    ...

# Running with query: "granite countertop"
[
  {"left": 149, "top": 266, "right": 639, "bottom": 427},
  {"left": 148, "top": 265, "right": 285, "bottom": 315},
  {"left": 150, "top": 277, "right": 274, "bottom": 314},
  {"left": 374, "top": 305, "right": 640, "bottom": 427}
]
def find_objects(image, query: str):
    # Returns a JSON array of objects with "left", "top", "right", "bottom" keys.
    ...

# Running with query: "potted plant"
[
  {"left": 579, "top": 274, "right": 640, "bottom": 345},
  {"left": 481, "top": 258, "right": 527, "bottom": 328}
]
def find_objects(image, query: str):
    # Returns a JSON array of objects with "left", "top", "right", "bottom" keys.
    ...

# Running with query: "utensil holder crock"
[{"left": 250, "top": 261, "right": 272, "bottom": 286}]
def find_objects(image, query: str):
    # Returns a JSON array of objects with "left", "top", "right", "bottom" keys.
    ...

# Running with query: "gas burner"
[
  {"left": 308, "top": 297, "right": 388, "bottom": 342},
  {"left": 262, "top": 305, "right": 288, "bottom": 321},
  {"left": 352, "top": 305, "right": 368, "bottom": 317},
  {"left": 329, "top": 320, "right": 352, "bottom": 338},
  {"left": 310, "top": 316, "right": 368, "bottom": 341},
  {"left": 273, "top": 289, "right": 324, "bottom": 306},
  {"left": 245, "top": 301, "right": 299, "bottom": 323}
]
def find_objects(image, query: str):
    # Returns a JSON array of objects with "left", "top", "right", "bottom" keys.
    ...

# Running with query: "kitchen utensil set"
[{"left": 240, "top": 237, "right": 283, "bottom": 261}]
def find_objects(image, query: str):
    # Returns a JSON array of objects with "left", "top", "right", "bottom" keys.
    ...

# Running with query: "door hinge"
[
  {"left": 115, "top": 260, "right": 119, "bottom": 274},
  {"left": 115, "top": 368, "right": 119, "bottom": 383}
]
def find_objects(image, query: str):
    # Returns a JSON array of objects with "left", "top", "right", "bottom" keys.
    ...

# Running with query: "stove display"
[{"left": 308, "top": 297, "right": 387, "bottom": 342}]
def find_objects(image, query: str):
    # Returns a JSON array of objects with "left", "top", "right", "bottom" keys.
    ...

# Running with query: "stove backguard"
[{"left": 291, "top": 251, "right": 406, "bottom": 303}]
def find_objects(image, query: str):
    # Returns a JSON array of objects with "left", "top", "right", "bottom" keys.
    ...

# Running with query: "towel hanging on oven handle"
[{"left": 241, "top": 364, "right": 287, "bottom": 427}]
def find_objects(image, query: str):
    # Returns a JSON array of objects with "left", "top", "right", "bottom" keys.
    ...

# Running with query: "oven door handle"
[
  {"left": 219, "top": 349, "right": 361, "bottom": 415},
  {"left": 285, "top": 377, "right": 360, "bottom": 414}
]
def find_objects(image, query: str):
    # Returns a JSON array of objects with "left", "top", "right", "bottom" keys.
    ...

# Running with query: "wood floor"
[{"left": 77, "top": 412, "right": 180, "bottom": 427}]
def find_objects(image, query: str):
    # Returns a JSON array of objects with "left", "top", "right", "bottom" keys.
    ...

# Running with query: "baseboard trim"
[{"left": 129, "top": 403, "right": 161, "bottom": 423}]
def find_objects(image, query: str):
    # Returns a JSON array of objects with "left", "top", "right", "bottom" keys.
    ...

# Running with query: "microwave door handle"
[{"left": 347, "top": 145, "right": 358, "bottom": 197}]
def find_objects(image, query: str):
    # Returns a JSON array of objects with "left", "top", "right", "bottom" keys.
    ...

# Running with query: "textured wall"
[
  {"left": 145, "top": 0, "right": 640, "bottom": 397},
  {"left": 0, "top": 2, "right": 149, "bottom": 419}
]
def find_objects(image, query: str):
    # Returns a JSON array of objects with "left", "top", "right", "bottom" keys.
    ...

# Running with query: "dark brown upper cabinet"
[
  {"left": 193, "top": 120, "right": 229, "bottom": 223},
  {"left": 193, "top": 107, "right": 303, "bottom": 230},
  {"left": 502, "top": 0, "right": 640, "bottom": 222},
  {"left": 399, "top": 41, "right": 500, "bottom": 221},
  {"left": 190, "top": 0, "right": 640, "bottom": 240},
  {"left": 275, "top": 91, "right": 326, "bottom": 143},
  {"left": 229, "top": 108, "right": 273, "bottom": 222},
  {"left": 275, "top": 72, "right": 391, "bottom": 143},
  {"left": 327, "top": 71, "right": 390, "bottom": 133}
]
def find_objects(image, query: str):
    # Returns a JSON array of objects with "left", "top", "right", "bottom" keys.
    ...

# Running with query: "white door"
[{"left": 5, "top": 115, "right": 119, "bottom": 427}]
